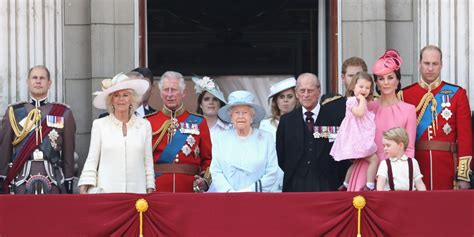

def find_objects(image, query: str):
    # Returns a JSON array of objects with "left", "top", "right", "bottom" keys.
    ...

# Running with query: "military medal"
[
  {"left": 442, "top": 123, "right": 452, "bottom": 135},
  {"left": 440, "top": 95, "right": 452, "bottom": 121},
  {"left": 328, "top": 126, "right": 338, "bottom": 140},
  {"left": 441, "top": 108, "right": 452, "bottom": 120},
  {"left": 48, "top": 129, "right": 59, "bottom": 150},
  {"left": 46, "top": 115, "right": 64, "bottom": 129},
  {"left": 186, "top": 135, "right": 195, "bottom": 147},
  {"left": 321, "top": 126, "right": 329, "bottom": 138},
  {"left": 194, "top": 146, "right": 200, "bottom": 157},
  {"left": 179, "top": 122, "right": 200, "bottom": 135},
  {"left": 168, "top": 117, "right": 179, "bottom": 141},
  {"left": 181, "top": 144, "right": 192, "bottom": 156},
  {"left": 313, "top": 126, "right": 321, "bottom": 139},
  {"left": 313, "top": 126, "right": 339, "bottom": 139}
]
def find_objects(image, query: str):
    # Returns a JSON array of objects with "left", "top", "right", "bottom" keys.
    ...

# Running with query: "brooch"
[
  {"left": 181, "top": 144, "right": 192, "bottom": 156},
  {"left": 48, "top": 129, "right": 59, "bottom": 150},
  {"left": 442, "top": 123, "right": 452, "bottom": 135}
]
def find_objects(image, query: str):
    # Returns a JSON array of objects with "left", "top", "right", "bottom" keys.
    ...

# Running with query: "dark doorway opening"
[{"left": 147, "top": 0, "right": 322, "bottom": 77}]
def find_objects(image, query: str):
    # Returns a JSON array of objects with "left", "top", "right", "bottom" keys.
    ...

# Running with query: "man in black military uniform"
[{"left": 0, "top": 65, "right": 76, "bottom": 194}]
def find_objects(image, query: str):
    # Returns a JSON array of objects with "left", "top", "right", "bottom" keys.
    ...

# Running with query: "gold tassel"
[
  {"left": 353, "top": 195, "right": 367, "bottom": 237},
  {"left": 9, "top": 106, "right": 42, "bottom": 146},
  {"left": 135, "top": 198, "right": 149, "bottom": 237}
]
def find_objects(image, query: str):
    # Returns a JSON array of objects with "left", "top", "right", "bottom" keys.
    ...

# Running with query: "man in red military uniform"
[
  {"left": 401, "top": 45, "right": 472, "bottom": 190},
  {"left": 146, "top": 71, "right": 212, "bottom": 192}
]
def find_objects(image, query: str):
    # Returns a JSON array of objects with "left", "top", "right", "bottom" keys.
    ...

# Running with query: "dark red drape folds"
[{"left": 0, "top": 191, "right": 472, "bottom": 236}]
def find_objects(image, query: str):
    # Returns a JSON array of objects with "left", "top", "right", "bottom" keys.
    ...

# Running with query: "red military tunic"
[
  {"left": 402, "top": 79, "right": 472, "bottom": 190},
  {"left": 145, "top": 105, "right": 212, "bottom": 192}
]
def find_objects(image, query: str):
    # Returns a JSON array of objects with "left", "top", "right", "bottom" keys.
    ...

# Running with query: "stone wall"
[
  {"left": 341, "top": 0, "right": 416, "bottom": 89},
  {"left": 63, "top": 0, "right": 136, "bottom": 172}
]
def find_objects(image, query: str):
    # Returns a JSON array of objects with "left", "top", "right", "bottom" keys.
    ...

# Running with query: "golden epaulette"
[
  {"left": 144, "top": 110, "right": 159, "bottom": 118},
  {"left": 321, "top": 95, "right": 343, "bottom": 106},
  {"left": 50, "top": 102, "right": 71, "bottom": 109}
]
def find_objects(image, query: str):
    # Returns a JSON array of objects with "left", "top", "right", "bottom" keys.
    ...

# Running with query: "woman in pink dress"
[
  {"left": 330, "top": 71, "right": 378, "bottom": 191},
  {"left": 347, "top": 49, "right": 417, "bottom": 191}
]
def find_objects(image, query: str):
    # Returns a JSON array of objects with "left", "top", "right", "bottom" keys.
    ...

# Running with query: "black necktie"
[{"left": 305, "top": 111, "right": 314, "bottom": 133}]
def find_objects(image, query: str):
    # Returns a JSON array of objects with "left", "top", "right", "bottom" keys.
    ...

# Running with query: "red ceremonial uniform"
[
  {"left": 145, "top": 105, "right": 212, "bottom": 192},
  {"left": 402, "top": 79, "right": 472, "bottom": 190}
]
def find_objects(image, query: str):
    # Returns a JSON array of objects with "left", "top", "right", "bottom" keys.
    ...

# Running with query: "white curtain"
[{"left": 213, "top": 75, "right": 293, "bottom": 118}]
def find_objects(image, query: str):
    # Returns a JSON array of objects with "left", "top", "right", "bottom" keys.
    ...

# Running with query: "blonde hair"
[
  {"left": 345, "top": 71, "right": 374, "bottom": 101},
  {"left": 106, "top": 89, "right": 141, "bottom": 117},
  {"left": 269, "top": 88, "right": 299, "bottom": 126},
  {"left": 383, "top": 127, "right": 409, "bottom": 151}
]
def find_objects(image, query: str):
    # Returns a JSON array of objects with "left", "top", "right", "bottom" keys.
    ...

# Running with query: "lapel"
[{"left": 293, "top": 107, "right": 305, "bottom": 151}]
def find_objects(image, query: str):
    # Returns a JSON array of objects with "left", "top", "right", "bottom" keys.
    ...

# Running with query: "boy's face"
[{"left": 383, "top": 138, "right": 405, "bottom": 158}]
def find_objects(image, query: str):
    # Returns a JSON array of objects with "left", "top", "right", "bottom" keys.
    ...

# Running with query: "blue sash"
[
  {"left": 158, "top": 114, "right": 203, "bottom": 164},
  {"left": 416, "top": 83, "right": 458, "bottom": 140}
]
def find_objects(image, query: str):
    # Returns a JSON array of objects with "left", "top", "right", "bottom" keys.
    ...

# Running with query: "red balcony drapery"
[{"left": 0, "top": 191, "right": 472, "bottom": 236}]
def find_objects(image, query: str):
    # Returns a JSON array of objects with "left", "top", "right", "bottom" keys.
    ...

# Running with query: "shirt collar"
[
  {"left": 135, "top": 105, "right": 146, "bottom": 118},
  {"left": 302, "top": 103, "right": 320, "bottom": 119},
  {"left": 389, "top": 154, "right": 409, "bottom": 162},
  {"left": 418, "top": 77, "right": 442, "bottom": 91},
  {"left": 30, "top": 96, "right": 48, "bottom": 107},
  {"left": 161, "top": 103, "right": 184, "bottom": 118}
]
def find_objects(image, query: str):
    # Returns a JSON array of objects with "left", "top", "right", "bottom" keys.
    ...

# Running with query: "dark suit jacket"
[{"left": 276, "top": 97, "right": 349, "bottom": 192}]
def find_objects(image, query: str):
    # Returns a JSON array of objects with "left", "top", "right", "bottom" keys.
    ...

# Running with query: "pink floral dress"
[{"left": 330, "top": 97, "right": 377, "bottom": 161}]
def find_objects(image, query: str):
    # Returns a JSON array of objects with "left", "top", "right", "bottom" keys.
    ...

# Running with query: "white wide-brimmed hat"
[
  {"left": 92, "top": 72, "right": 150, "bottom": 109},
  {"left": 192, "top": 76, "right": 227, "bottom": 104},
  {"left": 218, "top": 90, "right": 265, "bottom": 124},
  {"left": 268, "top": 77, "right": 297, "bottom": 100}
]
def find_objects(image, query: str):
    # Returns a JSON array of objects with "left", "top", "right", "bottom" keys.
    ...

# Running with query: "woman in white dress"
[
  {"left": 192, "top": 76, "right": 230, "bottom": 142},
  {"left": 78, "top": 73, "right": 155, "bottom": 194},
  {"left": 259, "top": 77, "right": 298, "bottom": 192},
  {"left": 210, "top": 90, "right": 278, "bottom": 192}
]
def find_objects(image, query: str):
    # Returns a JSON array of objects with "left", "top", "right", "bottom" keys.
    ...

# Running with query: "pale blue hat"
[
  {"left": 192, "top": 76, "right": 227, "bottom": 104},
  {"left": 218, "top": 90, "right": 265, "bottom": 124}
]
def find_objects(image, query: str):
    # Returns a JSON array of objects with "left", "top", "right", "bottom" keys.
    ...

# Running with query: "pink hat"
[{"left": 372, "top": 49, "right": 403, "bottom": 76}]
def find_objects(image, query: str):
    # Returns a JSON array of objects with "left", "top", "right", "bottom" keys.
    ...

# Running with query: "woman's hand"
[{"left": 79, "top": 185, "right": 92, "bottom": 194}]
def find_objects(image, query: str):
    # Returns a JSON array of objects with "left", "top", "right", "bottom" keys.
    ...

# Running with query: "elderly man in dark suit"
[{"left": 276, "top": 73, "right": 348, "bottom": 192}]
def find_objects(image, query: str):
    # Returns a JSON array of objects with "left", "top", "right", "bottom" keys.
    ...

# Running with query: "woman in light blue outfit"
[{"left": 210, "top": 90, "right": 278, "bottom": 192}]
